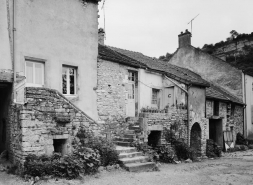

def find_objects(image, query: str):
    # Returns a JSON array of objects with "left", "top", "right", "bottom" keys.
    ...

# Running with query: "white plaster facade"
[
  {"left": 245, "top": 74, "right": 253, "bottom": 140},
  {"left": 3, "top": 0, "right": 99, "bottom": 119},
  {"left": 0, "top": 0, "right": 12, "bottom": 70}
]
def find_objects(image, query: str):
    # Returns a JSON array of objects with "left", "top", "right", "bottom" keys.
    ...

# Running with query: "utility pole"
[{"left": 187, "top": 14, "right": 199, "bottom": 35}]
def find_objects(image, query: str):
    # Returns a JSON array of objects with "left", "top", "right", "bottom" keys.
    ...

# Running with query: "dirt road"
[{"left": 1, "top": 150, "right": 253, "bottom": 185}]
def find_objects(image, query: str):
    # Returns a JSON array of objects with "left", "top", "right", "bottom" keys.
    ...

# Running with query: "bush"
[
  {"left": 24, "top": 148, "right": 100, "bottom": 179},
  {"left": 155, "top": 145, "right": 175, "bottom": 163},
  {"left": 24, "top": 154, "right": 53, "bottom": 177},
  {"left": 206, "top": 139, "right": 221, "bottom": 158},
  {"left": 76, "top": 128, "right": 119, "bottom": 166},
  {"left": 173, "top": 139, "right": 197, "bottom": 160},
  {"left": 236, "top": 133, "right": 248, "bottom": 146}
]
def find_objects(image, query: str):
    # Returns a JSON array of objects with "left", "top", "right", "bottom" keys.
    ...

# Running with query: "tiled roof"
[
  {"left": 109, "top": 46, "right": 210, "bottom": 87},
  {"left": 206, "top": 83, "right": 244, "bottom": 105},
  {"left": 99, "top": 44, "right": 243, "bottom": 104},
  {"left": 98, "top": 44, "right": 146, "bottom": 68}
]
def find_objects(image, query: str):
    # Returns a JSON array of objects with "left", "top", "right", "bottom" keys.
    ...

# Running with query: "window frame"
[
  {"left": 25, "top": 59, "right": 45, "bottom": 87},
  {"left": 62, "top": 66, "right": 77, "bottom": 96},
  {"left": 152, "top": 88, "right": 160, "bottom": 105},
  {"left": 213, "top": 101, "right": 219, "bottom": 116}
]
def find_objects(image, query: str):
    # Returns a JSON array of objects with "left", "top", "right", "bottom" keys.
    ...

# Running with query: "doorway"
[
  {"left": 0, "top": 83, "right": 12, "bottom": 153},
  {"left": 163, "top": 87, "right": 174, "bottom": 108},
  {"left": 126, "top": 71, "right": 138, "bottom": 117},
  {"left": 209, "top": 119, "right": 223, "bottom": 148},
  {"left": 148, "top": 131, "right": 162, "bottom": 148},
  {"left": 190, "top": 123, "right": 202, "bottom": 156}
]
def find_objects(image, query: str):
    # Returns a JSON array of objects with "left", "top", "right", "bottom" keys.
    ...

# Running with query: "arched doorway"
[{"left": 190, "top": 122, "right": 202, "bottom": 156}]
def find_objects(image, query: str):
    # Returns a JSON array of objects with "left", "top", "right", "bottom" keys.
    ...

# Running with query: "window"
[
  {"left": 128, "top": 71, "right": 135, "bottom": 82},
  {"left": 25, "top": 60, "right": 44, "bottom": 86},
  {"left": 213, "top": 101, "right": 219, "bottom": 116},
  {"left": 152, "top": 88, "right": 159, "bottom": 104},
  {"left": 62, "top": 66, "right": 76, "bottom": 95}
]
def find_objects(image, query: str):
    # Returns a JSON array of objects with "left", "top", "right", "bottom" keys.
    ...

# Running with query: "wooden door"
[
  {"left": 163, "top": 87, "right": 174, "bottom": 108},
  {"left": 126, "top": 71, "right": 136, "bottom": 117}
]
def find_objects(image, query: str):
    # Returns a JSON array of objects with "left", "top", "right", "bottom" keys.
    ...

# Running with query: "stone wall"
[
  {"left": 231, "top": 105, "right": 244, "bottom": 138},
  {"left": 206, "top": 99, "right": 244, "bottom": 140},
  {"left": 139, "top": 108, "right": 188, "bottom": 145},
  {"left": 97, "top": 59, "right": 128, "bottom": 121},
  {"left": 7, "top": 104, "right": 23, "bottom": 163},
  {"left": 8, "top": 87, "right": 99, "bottom": 164},
  {"left": 97, "top": 59, "right": 140, "bottom": 139}
]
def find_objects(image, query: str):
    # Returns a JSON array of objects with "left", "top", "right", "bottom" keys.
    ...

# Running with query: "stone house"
[
  {"left": 97, "top": 29, "right": 243, "bottom": 155},
  {"left": 169, "top": 30, "right": 251, "bottom": 142},
  {"left": 0, "top": 0, "right": 100, "bottom": 164}
]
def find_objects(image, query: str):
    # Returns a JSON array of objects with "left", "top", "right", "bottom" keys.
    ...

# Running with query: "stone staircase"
[{"left": 114, "top": 117, "right": 156, "bottom": 172}]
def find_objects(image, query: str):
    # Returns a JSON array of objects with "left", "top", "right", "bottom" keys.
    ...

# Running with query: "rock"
[
  {"left": 34, "top": 176, "right": 40, "bottom": 183},
  {"left": 240, "top": 145, "right": 248, "bottom": 151},
  {"left": 0, "top": 150, "right": 7, "bottom": 159},
  {"left": 248, "top": 144, "right": 253, "bottom": 149},
  {"left": 234, "top": 145, "right": 241, "bottom": 151},
  {"left": 185, "top": 159, "right": 192, "bottom": 163},
  {"left": 98, "top": 166, "right": 104, "bottom": 172},
  {"left": 106, "top": 165, "right": 114, "bottom": 171},
  {"left": 173, "top": 160, "right": 180, "bottom": 164}
]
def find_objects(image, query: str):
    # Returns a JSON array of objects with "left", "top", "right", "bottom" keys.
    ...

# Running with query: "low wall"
[
  {"left": 8, "top": 87, "right": 100, "bottom": 164},
  {"left": 139, "top": 108, "right": 188, "bottom": 145}
]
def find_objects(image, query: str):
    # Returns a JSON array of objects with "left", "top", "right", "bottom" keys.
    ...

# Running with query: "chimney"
[
  {"left": 178, "top": 29, "right": 192, "bottom": 48},
  {"left": 98, "top": 28, "right": 105, "bottom": 45}
]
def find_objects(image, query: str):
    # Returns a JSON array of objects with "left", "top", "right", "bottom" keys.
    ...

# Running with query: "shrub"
[
  {"left": 164, "top": 129, "right": 177, "bottom": 145},
  {"left": 173, "top": 139, "right": 197, "bottom": 160},
  {"left": 236, "top": 133, "right": 248, "bottom": 146},
  {"left": 24, "top": 147, "right": 100, "bottom": 179},
  {"left": 206, "top": 139, "right": 221, "bottom": 157},
  {"left": 155, "top": 145, "right": 175, "bottom": 163},
  {"left": 76, "top": 128, "right": 119, "bottom": 166},
  {"left": 24, "top": 154, "right": 52, "bottom": 177}
]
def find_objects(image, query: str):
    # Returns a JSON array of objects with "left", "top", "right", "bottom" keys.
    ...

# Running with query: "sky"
[{"left": 98, "top": 0, "right": 253, "bottom": 58}]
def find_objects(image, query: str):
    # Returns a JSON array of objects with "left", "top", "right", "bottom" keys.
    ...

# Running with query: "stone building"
[
  {"left": 0, "top": 0, "right": 100, "bottom": 164},
  {"left": 97, "top": 29, "right": 243, "bottom": 155},
  {"left": 169, "top": 30, "right": 251, "bottom": 142}
]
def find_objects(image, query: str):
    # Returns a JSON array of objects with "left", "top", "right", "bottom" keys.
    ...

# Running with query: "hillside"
[{"left": 201, "top": 31, "right": 253, "bottom": 77}]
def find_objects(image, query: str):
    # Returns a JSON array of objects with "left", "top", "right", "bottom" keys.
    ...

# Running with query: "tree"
[{"left": 158, "top": 52, "right": 172, "bottom": 61}]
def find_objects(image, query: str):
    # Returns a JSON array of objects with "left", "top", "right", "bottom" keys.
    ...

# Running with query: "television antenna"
[
  {"left": 187, "top": 14, "right": 199, "bottom": 35},
  {"left": 101, "top": 0, "right": 106, "bottom": 39}
]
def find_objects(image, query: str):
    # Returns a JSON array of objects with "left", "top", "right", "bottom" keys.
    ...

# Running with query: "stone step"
[
  {"left": 124, "top": 130, "right": 135, "bottom": 134},
  {"left": 129, "top": 125, "right": 140, "bottom": 131},
  {"left": 115, "top": 146, "right": 137, "bottom": 154},
  {"left": 124, "top": 134, "right": 136, "bottom": 139},
  {"left": 117, "top": 137, "right": 134, "bottom": 142},
  {"left": 119, "top": 152, "right": 143, "bottom": 159},
  {"left": 119, "top": 156, "right": 150, "bottom": 164},
  {"left": 124, "top": 162, "right": 156, "bottom": 172},
  {"left": 126, "top": 117, "right": 139, "bottom": 122},
  {"left": 114, "top": 141, "right": 131, "bottom": 147}
]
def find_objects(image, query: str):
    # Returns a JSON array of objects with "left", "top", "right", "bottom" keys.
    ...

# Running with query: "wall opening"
[
  {"left": 148, "top": 131, "right": 161, "bottom": 147},
  {"left": 209, "top": 119, "right": 223, "bottom": 148},
  {"left": 190, "top": 122, "right": 202, "bottom": 156},
  {"left": 0, "top": 83, "right": 12, "bottom": 153},
  {"left": 53, "top": 139, "right": 67, "bottom": 155}
]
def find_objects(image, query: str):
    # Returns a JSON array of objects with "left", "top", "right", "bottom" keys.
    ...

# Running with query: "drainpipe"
[
  {"left": 187, "top": 84, "right": 192, "bottom": 146},
  {"left": 12, "top": 0, "right": 16, "bottom": 102},
  {"left": 243, "top": 71, "right": 247, "bottom": 138}
]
